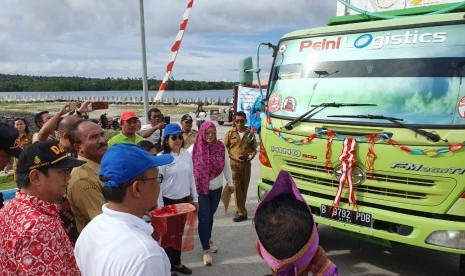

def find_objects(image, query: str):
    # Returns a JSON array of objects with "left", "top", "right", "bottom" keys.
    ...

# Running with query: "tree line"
[{"left": 0, "top": 74, "right": 236, "bottom": 92}]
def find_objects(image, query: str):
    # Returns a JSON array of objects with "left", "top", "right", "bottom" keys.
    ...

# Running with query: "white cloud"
[{"left": 0, "top": 0, "right": 337, "bottom": 81}]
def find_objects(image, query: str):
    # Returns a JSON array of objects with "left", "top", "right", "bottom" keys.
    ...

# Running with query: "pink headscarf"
[{"left": 192, "top": 121, "right": 225, "bottom": 195}]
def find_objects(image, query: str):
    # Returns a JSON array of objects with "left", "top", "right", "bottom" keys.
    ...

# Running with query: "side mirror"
[{"left": 239, "top": 57, "right": 253, "bottom": 86}]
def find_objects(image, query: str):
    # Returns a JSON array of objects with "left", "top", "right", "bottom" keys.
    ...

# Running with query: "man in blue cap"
[{"left": 74, "top": 143, "right": 174, "bottom": 276}]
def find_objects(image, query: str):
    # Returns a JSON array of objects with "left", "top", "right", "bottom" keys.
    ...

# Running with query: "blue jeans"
[{"left": 197, "top": 187, "right": 222, "bottom": 250}]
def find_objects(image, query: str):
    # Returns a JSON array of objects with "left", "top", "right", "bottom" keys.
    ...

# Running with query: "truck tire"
[{"left": 218, "top": 121, "right": 224, "bottom": 125}]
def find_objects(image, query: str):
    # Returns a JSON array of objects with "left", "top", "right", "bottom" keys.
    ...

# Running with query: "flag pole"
[
  {"left": 155, "top": 0, "right": 194, "bottom": 102},
  {"left": 138, "top": 0, "right": 149, "bottom": 124}
]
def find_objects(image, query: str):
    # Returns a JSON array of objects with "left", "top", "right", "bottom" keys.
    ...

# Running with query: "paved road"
[{"left": 179, "top": 122, "right": 461, "bottom": 276}]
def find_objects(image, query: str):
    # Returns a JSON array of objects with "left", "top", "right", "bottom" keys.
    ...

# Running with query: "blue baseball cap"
[
  {"left": 163, "top": 123, "right": 183, "bottom": 137},
  {"left": 99, "top": 143, "right": 173, "bottom": 187}
]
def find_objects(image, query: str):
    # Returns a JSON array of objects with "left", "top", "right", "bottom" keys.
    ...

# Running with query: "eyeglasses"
[
  {"left": 205, "top": 131, "right": 216, "bottom": 136},
  {"left": 140, "top": 174, "right": 163, "bottom": 184},
  {"left": 235, "top": 119, "right": 246, "bottom": 123},
  {"left": 170, "top": 134, "right": 184, "bottom": 141}
]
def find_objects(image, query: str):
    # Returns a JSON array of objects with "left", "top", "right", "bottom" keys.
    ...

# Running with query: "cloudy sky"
[{"left": 0, "top": 0, "right": 337, "bottom": 82}]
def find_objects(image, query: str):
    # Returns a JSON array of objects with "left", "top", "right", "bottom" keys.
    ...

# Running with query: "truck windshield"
[{"left": 268, "top": 24, "right": 465, "bottom": 126}]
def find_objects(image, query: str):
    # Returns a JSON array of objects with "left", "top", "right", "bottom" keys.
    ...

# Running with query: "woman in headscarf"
[{"left": 192, "top": 121, "right": 233, "bottom": 266}]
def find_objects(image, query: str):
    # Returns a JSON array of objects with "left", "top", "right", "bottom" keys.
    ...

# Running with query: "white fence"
[{"left": 0, "top": 95, "right": 232, "bottom": 106}]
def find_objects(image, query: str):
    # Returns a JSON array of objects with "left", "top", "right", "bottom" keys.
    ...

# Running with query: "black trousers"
[{"left": 162, "top": 196, "right": 190, "bottom": 268}]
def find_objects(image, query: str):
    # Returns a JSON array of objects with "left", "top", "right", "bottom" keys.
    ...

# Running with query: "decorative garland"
[
  {"left": 265, "top": 107, "right": 464, "bottom": 207},
  {"left": 265, "top": 107, "right": 464, "bottom": 157}
]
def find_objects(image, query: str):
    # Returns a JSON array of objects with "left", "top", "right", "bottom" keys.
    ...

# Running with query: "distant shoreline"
[{"left": 0, "top": 74, "right": 236, "bottom": 92}]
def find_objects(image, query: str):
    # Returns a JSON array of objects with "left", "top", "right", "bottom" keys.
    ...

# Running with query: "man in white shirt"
[
  {"left": 74, "top": 143, "right": 174, "bottom": 276},
  {"left": 141, "top": 108, "right": 166, "bottom": 145}
]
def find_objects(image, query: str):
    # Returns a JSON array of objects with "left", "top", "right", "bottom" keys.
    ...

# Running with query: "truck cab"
[{"left": 253, "top": 2, "right": 465, "bottom": 273}]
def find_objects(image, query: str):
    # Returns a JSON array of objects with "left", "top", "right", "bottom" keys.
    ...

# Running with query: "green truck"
[{"left": 246, "top": 2, "right": 465, "bottom": 273}]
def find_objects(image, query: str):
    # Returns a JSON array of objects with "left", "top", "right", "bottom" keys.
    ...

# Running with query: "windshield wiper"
[
  {"left": 283, "top": 102, "right": 377, "bottom": 130},
  {"left": 327, "top": 114, "right": 442, "bottom": 142}
]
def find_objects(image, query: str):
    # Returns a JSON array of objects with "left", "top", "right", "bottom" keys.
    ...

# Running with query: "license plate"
[{"left": 320, "top": 204, "right": 372, "bottom": 227}]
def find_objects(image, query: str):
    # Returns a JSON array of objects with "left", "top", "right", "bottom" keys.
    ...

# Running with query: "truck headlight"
[{"left": 426, "top": 230, "right": 465, "bottom": 249}]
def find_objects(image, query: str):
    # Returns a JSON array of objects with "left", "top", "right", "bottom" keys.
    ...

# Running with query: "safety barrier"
[{"left": 0, "top": 95, "right": 232, "bottom": 106}]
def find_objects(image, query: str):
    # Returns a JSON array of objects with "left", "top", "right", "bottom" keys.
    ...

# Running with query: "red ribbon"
[
  {"left": 153, "top": 205, "right": 179, "bottom": 216},
  {"left": 333, "top": 138, "right": 357, "bottom": 208},
  {"left": 365, "top": 134, "right": 378, "bottom": 179},
  {"left": 324, "top": 131, "right": 335, "bottom": 173}
]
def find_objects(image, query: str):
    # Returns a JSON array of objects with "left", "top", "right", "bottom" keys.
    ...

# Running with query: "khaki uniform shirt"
[
  {"left": 68, "top": 156, "right": 105, "bottom": 232},
  {"left": 12, "top": 133, "right": 33, "bottom": 179},
  {"left": 224, "top": 127, "right": 257, "bottom": 160},
  {"left": 183, "top": 129, "right": 198, "bottom": 149}
]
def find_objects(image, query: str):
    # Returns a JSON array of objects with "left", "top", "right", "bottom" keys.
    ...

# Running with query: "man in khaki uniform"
[
  {"left": 67, "top": 120, "right": 108, "bottom": 232},
  {"left": 180, "top": 114, "right": 197, "bottom": 150},
  {"left": 224, "top": 111, "right": 257, "bottom": 222}
]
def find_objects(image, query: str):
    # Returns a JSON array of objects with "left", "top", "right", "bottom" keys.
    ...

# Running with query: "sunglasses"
[
  {"left": 235, "top": 119, "right": 246, "bottom": 123},
  {"left": 182, "top": 120, "right": 193, "bottom": 124},
  {"left": 170, "top": 134, "right": 184, "bottom": 141},
  {"left": 205, "top": 131, "right": 216, "bottom": 136}
]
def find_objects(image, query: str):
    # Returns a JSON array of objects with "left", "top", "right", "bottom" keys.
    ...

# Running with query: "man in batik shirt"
[{"left": 0, "top": 140, "right": 85, "bottom": 275}]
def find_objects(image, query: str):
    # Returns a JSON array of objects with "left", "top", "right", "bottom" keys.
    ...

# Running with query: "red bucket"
[{"left": 151, "top": 203, "right": 197, "bottom": 252}]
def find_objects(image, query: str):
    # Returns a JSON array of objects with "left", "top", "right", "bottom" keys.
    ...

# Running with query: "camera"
[
  {"left": 90, "top": 101, "right": 109, "bottom": 110},
  {"left": 164, "top": 116, "right": 171, "bottom": 124}
]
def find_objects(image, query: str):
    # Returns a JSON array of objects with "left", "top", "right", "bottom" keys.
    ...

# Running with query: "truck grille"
[{"left": 283, "top": 160, "right": 451, "bottom": 205}]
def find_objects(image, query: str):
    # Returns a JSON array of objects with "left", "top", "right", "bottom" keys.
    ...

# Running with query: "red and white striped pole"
[{"left": 155, "top": 0, "right": 194, "bottom": 102}]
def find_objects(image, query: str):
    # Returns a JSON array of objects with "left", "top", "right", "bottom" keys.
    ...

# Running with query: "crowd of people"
[{"left": 0, "top": 102, "right": 338, "bottom": 275}]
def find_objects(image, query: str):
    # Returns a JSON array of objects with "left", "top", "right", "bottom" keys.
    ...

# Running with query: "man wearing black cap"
[
  {"left": 0, "top": 122, "right": 22, "bottom": 209},
  {"left": 0, "top": 140, "right": 85, "bottom": 275},
  {"left": 0, "top": 122, "right": 22, "bottom": 170},
  {"left": 180, "top": 114, "right": 197, "bottom": 150}
]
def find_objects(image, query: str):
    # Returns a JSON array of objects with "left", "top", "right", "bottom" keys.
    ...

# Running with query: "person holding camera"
[
  {"left": 33, "top": 101, "right": 92, "bottom": 143},
  {"left": 141, "top": 108, "right": 167, "bottom": 147},
  {"left": 224, "top": 111, "right": 257, "bottom": 222},
  {"left": 107, "top": 110, "right": 144, "bottom": 147}
]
